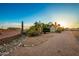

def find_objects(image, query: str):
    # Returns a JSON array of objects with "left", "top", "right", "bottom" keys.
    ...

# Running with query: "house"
[{"left": 50, "top": 25, "right": 56, "bottom": 32}]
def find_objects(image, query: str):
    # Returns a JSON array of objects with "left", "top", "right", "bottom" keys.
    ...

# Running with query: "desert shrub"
[
  {"left": 7, "top": 27, "right": 20, "bottom": 30},
  {"left": 61, "top": 27, "right": 64, "bottom": 31},
  {"left": 27, "top": 30, "right": 40, "bottom": 37},
  {"left": 0, "top": 47, "right": 6, "bottom": 53},
  {"left": 56, "top": 27, "right": 63, "bottom": 33},
  {"left": 26, "top": 21, "right": 43, "bottom": 37},
  {"left": 0, "top": 45, "right": 8, "bottom": 53},
  {"left": 26, "top": 21, "right": 54, "bottom": 36},
  {"left": 27, "top": 26, "right": 41, "bottom": 37}
]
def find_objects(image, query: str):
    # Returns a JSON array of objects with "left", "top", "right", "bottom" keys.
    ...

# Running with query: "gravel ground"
[
  {"left": 7, "top": 31, "right": 79, "bottom": 56},
  {"left": 0, "top": 35, "right": 26, "bottom": 56}
]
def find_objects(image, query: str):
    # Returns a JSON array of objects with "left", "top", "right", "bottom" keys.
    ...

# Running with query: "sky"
[{"left": 0, "top": 3, "right": 79, "bottom": 28}]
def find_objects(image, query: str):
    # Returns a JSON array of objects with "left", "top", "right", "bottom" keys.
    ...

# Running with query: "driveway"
[{"left": 8, "top": 31, "right": 79, "bottom": 56}]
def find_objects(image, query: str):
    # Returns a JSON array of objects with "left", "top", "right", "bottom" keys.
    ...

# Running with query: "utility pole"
[{"left": 21, "top": 21, "right": 24, "bottom": 34}]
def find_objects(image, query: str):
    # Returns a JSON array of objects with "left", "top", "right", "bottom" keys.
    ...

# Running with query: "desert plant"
[
  {"left": 62, "top": 27, "right": 64, "bottom": 31},
  {"left": 56, "top": 27, "right": 63, "bottom": 33},
  {"left": 26, "top": 21, "right": 53, "bottom": 36},
  {"left": 7, "top": 27, "right": 20, "bottom": 30},
  {"left": 34, "top": 21, "right": 42, "bottom": 33},
  {"left": 27, "top": 26, "right": 41, "bottom": 37}
]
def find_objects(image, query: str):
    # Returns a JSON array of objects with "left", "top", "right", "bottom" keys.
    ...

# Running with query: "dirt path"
[
  {"left": 0, "top": 30, "right": 20, "bottom": 39},
  {"left": 8, "top": 31, "right": 79, "bottom": 56}
]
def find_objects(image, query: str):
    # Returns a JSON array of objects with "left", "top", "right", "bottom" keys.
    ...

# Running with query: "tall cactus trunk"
[{"left": 21, "top": 21, "right": 24, "bottom": 34}]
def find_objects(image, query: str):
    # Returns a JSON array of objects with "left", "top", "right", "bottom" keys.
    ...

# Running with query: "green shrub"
[
  {"left": 27, "top": 26, "right": 41, "bottom": 37},
  {"left": 62, "top": 27, "right": 64, "bottom": 31},
  {"left": 27, "top": 30, "right": 40, "bottom": 37},
  {"left": 7, "top": 27, "right": 20, "bottom": 30},
  {"left": 56, "top": 27, "right": 63, "bottom": 33}
]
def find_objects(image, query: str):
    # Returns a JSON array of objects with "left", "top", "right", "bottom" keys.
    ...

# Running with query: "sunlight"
[
  {"left": 53, "top": 13, "right": 77, "bottom": 28},
  {"left": 58, "top": 21, "right": 67, "bottom": 27}
]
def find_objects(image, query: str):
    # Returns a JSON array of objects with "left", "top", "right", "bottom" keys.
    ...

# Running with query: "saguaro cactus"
[{"left": 21, "top": 21, "right": 24, "bottom": 34}]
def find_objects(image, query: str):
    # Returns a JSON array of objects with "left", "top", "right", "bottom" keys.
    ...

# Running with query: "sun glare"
[
  {"left": 58, "top": 21, "right": 67, "bottom": 28},
  {"left": 53, "top": 13, "right": 77, "bottom": 28}
]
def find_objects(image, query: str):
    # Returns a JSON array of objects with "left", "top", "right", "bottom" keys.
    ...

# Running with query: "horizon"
[{"left": 0, "top": 3, "right": 79, "bottom": 28}]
